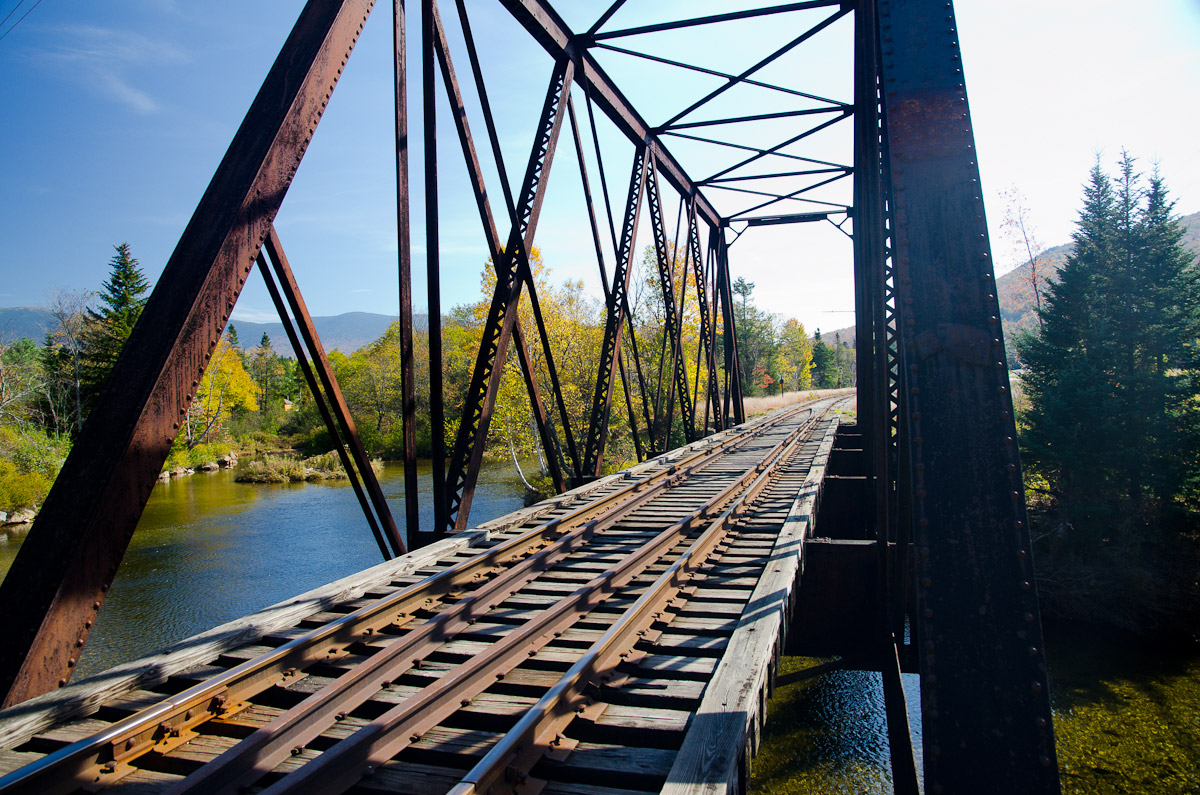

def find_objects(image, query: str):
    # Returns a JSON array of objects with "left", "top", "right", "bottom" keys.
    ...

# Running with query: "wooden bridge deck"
[{"left": 0, "top": 399, "right": 847, "bottom": 795}]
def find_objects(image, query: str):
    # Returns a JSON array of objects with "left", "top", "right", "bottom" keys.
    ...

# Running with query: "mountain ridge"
[
  {"left": 0, "top": 308, "right": 418, "bottom": 357},
  {"left": 824, "top": 210, "right": 1200, "bottom": 348}
]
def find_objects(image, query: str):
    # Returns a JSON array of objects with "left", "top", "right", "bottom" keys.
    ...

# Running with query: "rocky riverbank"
[{"left": 156, "top": 452, "right": 239, "bottom": 482}]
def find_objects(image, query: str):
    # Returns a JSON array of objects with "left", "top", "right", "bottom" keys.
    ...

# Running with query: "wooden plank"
[{"left": 662, "top": 418, "right": 839, "bottom": 794}]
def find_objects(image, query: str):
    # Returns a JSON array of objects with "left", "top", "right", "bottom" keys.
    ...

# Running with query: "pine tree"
[
  {"left": 1019, "top": 156, "right": 1200, "bottom": 552},
  {"left": 80, "top": 243, "right": 151, "bottom": 410}
]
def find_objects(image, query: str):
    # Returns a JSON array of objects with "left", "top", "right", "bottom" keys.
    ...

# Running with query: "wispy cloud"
[
  {"left": 230, "top": 306, "right": 280, "bottom": 324},
  {"left": 35, "top": 25, "right": 186, "bottom": 114}
]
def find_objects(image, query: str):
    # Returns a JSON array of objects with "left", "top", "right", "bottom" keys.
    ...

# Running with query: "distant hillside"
[
  {"left": 229, "top": 312, "right": 426, "bottom": 357},
  {"left": 997, "top": 210, "right": 1200, "bottom": 338},
  {"left": 0, "top": 306, "right": 54, "bottom": 343},
  {"left": 821, "top": 210, "right": 1200, "bottom": 348},
  {"left": 0, "top": 308, "right": 419, "bottom": 356}
]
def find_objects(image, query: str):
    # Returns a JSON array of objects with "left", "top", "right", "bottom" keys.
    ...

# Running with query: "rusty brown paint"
[{"left": 0, "top": 0, "right": 379, "bottom": 708}]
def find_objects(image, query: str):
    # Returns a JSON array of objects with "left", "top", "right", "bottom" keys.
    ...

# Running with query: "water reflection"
[
  {"left": 751, "top": 658, "right": 923, "bottom": 794},
  {"left": 0, "top": 459, "right": 532, "bottom": 679}
]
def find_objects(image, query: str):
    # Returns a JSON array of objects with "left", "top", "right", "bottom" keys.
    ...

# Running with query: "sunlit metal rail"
[{"left": 0, "top": 398, "right": 845, "bottom": 795}]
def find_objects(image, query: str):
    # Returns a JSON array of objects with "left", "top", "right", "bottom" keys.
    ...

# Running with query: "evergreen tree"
[
  {"left": 810, "top": 330, "right": 835, "bottom": 388},
  {"left": 80, "top": 243, "right": 151, "bottom": 408},
  {"left": 1018, "top": 155, "right": 1200, "bottom": 567}
]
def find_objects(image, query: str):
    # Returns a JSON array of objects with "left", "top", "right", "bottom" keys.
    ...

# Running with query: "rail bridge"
[{"left": 0, "top": 1, "right": 1060, "bottom": 793}]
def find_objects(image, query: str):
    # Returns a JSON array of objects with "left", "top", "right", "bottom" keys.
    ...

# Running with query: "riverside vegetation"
[{"left": 0, "top": 243, "right": 836, "bottom": 516}]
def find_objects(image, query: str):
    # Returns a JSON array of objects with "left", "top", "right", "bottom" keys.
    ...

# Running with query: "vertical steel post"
[
  {"left": 715, "top": 232, "right": 745, "bottom": 426},
  {"left": 393, "top": 0, "right": 420, "bottom": 539},
  {"left": 854, "top": 2, "right": 917, "bottom": 791},
  {"left": 421, "top": 0, "right": 447, "bottom": 543},
  {"left": 879, "top": 0, "right": 1060, "bottom": 790}
]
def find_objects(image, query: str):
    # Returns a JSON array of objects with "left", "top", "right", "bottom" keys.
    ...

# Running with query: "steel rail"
[
  {"left": 450, "top": 399, "right": 840, "bottom": 795},
  {"left": 243, "top": 404, "right": 829, "bottom": 795},
  {"left": 164, "top": 412, "right": 789, "bottom": 794},
  {"left": 0, "top": 405, "right": 808, "bottom": 795}
]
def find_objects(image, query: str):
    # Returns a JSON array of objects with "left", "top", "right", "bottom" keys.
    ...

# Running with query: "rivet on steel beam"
[
  {"left": 921, "top": 577, "right": 932, "bottom": 588},
  {"left": 1021, "top": 582, "right": 1032, "bottom": 591},
  {"left": 1025, "top": 612, "right": 1035, "bottom": 623},
  {"left": 84, "top": 620, "right": 92, "bottom": 629},
  {"left": 1032, "top": 681, "right": 1043, "bottom": 693},
  {"left": 93, "top": 601, "right": 101, "bottom": 609},
  {"left": 67, "top": 658, "right": 75, "bottom": 667},
  {"left": 923, "top": 608, "right": 933, "bottom": 618},
  {"left": 58, "top": 679, "right": 67, "bottom": 687}
]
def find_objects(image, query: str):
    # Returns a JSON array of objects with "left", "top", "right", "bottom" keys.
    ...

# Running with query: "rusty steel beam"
[
  {"left": 660, "top": 5, "right": 850, "bottom": 128},
  {"left": 0, "top": 0, "right": 377, "bottom": 708},
  {"left": 443, "top": 56, "right": 576, "bottom": 532},
  {"left": 591, "top": 0, "right": 844, "bottom": 40},
  {"left": 393, "top": 0, "right": 420, "bottom": 540},
  {"left": 878, "top": 0, "right": 1060, "bottom": 791},
  {"left": 498, "top": 0, "right": 721, "bottom": 230},
  {"left": 255, "top": 252, "right": 393, "bottom": 561},
  {"left": 261, "top": 228, "right": 407, "bottom": 558},
  {"left": 420, "top": 0, "right": 448, "bottom": 543}
]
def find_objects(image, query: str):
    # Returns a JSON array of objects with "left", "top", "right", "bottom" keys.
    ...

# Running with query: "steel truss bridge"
[{"left": 0, "top": 1, "right": 1061, "bottom": 793}]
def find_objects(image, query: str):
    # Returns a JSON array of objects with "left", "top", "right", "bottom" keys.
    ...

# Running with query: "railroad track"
[{"left": 0, "top": 397, "right": 846, "bottom": 795}]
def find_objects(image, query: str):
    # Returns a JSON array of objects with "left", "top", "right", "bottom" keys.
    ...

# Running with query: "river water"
[
  {"left": 0, "top": 459, "right": 530, "bottom": 679},
  {"left": 2, "top": 464, "right": 1196, "bottom": 791}
]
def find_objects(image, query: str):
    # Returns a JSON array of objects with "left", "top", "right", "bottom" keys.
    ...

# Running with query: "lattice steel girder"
[
  {"left": 581, "top": 146, "right": 650, "bottom": 477},
  {"left": 444, "top": 56, "right": 576, "bottom": 532},
  {"left": 877, "top": 0, "right": 1060, "bottom": 792},
  {"left": 0, "top": 0, "right": 377, "bottom": 709},
  {"left": 645, "top": 157, "right": 695, "bottom": 445},
  {"left": 430, "top": 3, "right": 568, "bottom": 495},
  {"left": 687, "top": 201, "right": 722, "bottom": 433},
  {"left": 498, "top": 0, "right": 721, "bottom": 230}
]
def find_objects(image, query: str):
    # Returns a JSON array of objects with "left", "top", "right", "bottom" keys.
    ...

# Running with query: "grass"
[
  {"left": 234, "top": 452, "right": 381, "bottom": 484},
  {"left": 743, "top": 388, "right": 856, "bottom": 417}
]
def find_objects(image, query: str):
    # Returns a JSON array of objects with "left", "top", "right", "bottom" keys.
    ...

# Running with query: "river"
[
  {"left": 0, "top": 459, "right": 531, "bottom": 679},
  {"left": 2, "top": 465, "right": 1196, "bottom": 791}
]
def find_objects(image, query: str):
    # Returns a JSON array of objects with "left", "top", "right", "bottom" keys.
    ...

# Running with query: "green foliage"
[
  {"left": 0, "top": 426, "right": 69, "bottom": 510},
  {"left": 81, "top": 244, "right": 150, "bottom": 406},
  {"left": 233, "top": 452, "right": 379, "bottom": 484},
  {"left": 162, "top": 440, "right": 232, "bottom": 473},
  {"left": 1018, "top": 153, "right": 1200, "bottom": 629}
]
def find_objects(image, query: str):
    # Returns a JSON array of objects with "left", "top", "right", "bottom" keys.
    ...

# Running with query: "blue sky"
[{"left": 1, "top": 1, "right": 1197, "bottom": 335}]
